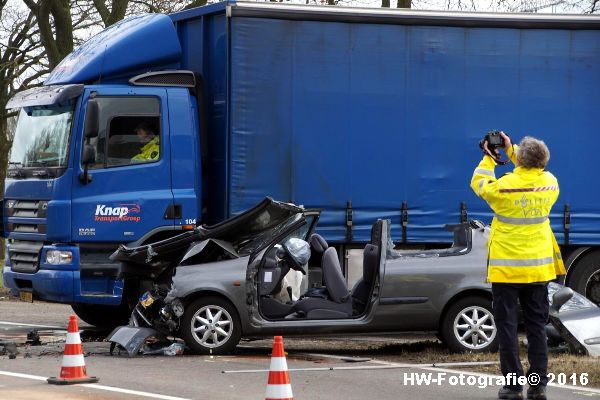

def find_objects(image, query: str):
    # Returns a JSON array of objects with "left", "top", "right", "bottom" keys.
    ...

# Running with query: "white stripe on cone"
[
  {"left": 61, "top": 354, "right": 86, "bottom": 368},
  {"left": 269, "top": 357, "right": 288, "bottom": 372},
  {"left": 65, "top": 332, "right": 82, "bottom": 344},
  {"left": 265, "top": 383, "right": 293, "bottom": 399}
]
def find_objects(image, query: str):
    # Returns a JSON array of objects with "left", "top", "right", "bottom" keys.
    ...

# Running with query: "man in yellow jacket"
[
  {"left": 132, "top": 121, "right": 160, "bottom": 163},
  {"left": 471, "top": 132, "right": 566, "bottom": 400}
]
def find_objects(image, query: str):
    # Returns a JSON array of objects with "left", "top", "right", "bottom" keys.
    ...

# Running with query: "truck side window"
[{"left": 87, "top": 97, "right": 161, "bottom": 169}]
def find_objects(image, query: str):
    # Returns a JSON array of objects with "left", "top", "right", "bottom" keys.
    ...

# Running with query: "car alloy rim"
[
  {"left": 190, "top": 305, "right": 233, "bottom": 348},
  {"left": 453, "top": 305, "right": 496, "bottom": 350},
  {"left": 585, "top": 270, "right": 600, "bottom": 305}
]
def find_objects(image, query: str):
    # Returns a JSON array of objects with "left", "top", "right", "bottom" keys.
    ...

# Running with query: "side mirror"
[
  {"left": 79, "top": 144, "right": 95, "bottom": 184},
  {"left": 550, "top": 286, "right": 574, "bottom": 314},
  {"left": 81, "top": 144, "right": 96, "bottom": 165},
  {"left": 84, "top": 99, "right": 99, "bottom": 139}
]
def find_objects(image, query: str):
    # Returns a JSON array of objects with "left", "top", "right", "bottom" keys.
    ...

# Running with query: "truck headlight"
[{"left": 46, "top": 250, "right": 73, "bottom": 265}]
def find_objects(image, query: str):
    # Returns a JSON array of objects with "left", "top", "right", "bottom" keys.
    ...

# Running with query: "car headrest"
[{"left": 309, "top": 233, "right": 328, "bottom": 253}]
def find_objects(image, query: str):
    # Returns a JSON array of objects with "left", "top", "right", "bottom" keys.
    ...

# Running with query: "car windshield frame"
[
  {"left": 242, "top": 211, "right": 320, "bottom": 258},
  {"left": 9, "top": 103, "right": 75, "bottom": 171}
]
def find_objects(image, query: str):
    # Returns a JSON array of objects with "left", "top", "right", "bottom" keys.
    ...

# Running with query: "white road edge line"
[
  {"left": 0, "top": 371, "right": 191, "bottom": 400},
  {"left": 0, "top": 321, "right": 64, "bottom": 329}
]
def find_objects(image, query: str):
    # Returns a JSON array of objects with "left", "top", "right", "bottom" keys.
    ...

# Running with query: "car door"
[{"left": 378, "top": 224, "right": 480, "bottom": 331}]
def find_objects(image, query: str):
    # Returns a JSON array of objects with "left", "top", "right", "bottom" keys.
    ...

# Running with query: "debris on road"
[
  {"left": 0, "top": 341, "right": 18, "bottom": 359},
  {"left": 26, "top": 330, "right": 41, "bottom": 346},
  {"left": 142, "top": 342, "right": 185, "bottom": 356}
]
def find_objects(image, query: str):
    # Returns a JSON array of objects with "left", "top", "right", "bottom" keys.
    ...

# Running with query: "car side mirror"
[
  {"left": 84, "top": 99, "right": 99, "bottom": 139},
  {"left": 551, "top": 286, "right": 574, "bottom": 314}
]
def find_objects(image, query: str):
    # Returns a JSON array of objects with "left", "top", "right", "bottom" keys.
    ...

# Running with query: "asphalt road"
[{"left": 1, "top": 299, "right": 598, "bottom": 400}]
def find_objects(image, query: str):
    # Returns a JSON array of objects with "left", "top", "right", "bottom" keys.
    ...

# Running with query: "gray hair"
[{"left": 517, "top": 136, "right": 550, "bottom": 169}]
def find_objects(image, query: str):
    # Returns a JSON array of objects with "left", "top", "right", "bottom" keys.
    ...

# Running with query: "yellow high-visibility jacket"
[
  {"left": 470, "top": 145, "right": 566, "bottom": 283},
  {"left": 132, "top": 137, "right": 160, "bottom": 162}
]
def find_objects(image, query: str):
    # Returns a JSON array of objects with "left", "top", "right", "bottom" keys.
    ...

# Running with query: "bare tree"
[{"left": 93, "top": 0, "right": 129, "bottom": 26}]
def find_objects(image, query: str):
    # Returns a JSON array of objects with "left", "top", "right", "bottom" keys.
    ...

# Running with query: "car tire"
[
  {"left": 441, "top": 296, "right": 498, "bottom": 353},
  {"left": 567, "top": 251, "right": 600, "bottom": 306},
  {"left": 71, "top": 303, "right": 130, "bottom": 328},
  {"left": 181, "top": 296, "right": 242, "bottom": 355}
]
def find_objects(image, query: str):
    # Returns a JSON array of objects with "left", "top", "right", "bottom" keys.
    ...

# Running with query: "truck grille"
[
  {"left": 5, "top": 200, "right": 48, "bottom": 218},
  {"left": 4, "top": 199, "right": 48, "bottom": 239},
  {"left": 9, "top": 240, "right": 43, "bottom": 273},
  {"left": 6, "top": 223, "right": 47, "bottom": 234}
]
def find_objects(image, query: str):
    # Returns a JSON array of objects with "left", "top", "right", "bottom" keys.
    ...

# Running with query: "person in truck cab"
[{"left": 131, "top": 121, "right": 160, "bottom": 162}]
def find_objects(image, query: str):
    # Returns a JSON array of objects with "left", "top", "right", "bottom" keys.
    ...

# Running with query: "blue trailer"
[{"left": 3, "top": 2, "right": 600, "bottom": 326}]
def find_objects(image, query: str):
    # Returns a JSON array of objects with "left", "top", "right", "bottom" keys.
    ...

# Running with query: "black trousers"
[{"left": 492, "top": 283, "right": 549, "bottom": 390}]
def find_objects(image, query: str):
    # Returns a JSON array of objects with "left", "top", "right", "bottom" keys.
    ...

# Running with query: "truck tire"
[
  {"left": 181, "top": 296, "right": 241, "bottom": 355},
  {"left": 441, "top": 296, "right": 498, "bottom": 353},
  {"left": 71, "top": 303, "right": 130, "bottom": 328},
  {"left": 568, "top": 250, "right": 600, "bottom": 306}
]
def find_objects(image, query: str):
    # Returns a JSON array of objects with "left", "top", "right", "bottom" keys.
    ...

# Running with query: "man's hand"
[
  {"left": 499, "top": 131, "right": 512, "bottom": 152},
  {"left": 482, "top": 139, "right": 500, "bottom": 159}
]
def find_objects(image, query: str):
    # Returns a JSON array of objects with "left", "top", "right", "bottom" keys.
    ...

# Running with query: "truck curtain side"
[{"left": 175, "top": 3, "right": 600, "bottom": 245}]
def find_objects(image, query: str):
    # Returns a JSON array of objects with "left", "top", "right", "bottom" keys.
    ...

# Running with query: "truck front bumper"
[{"left": 3, "top": 244, "right": 123, "bottom": 305}]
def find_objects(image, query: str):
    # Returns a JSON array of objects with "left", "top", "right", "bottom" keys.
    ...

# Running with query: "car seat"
[
  {"left": 307, "top": 233, "right": 328, "bottom": 288},
  {"left": 292, "top": 247, "right": 352, "bottom": 319},
  {"left": 351, "top": 244, "right": 379, "bottom": 315}
]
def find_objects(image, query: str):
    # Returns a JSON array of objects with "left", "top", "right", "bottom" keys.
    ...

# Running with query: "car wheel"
[
  {"left": 567, "top": 251, "right": 600, "bottom": 306},
  {"left": 181, "top": 296, "right": 241, "bottom": 355},
  {"left": 441, "top": 296, "right": 498, "bottom": 353}
]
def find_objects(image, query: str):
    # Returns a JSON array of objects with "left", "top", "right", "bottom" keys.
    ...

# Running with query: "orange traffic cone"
[
  {"left": 47, "top": 315, "right": 99, "bottom": 385},
  {"left": 265, "top": 336, "right": 293, "bottom": 400}
]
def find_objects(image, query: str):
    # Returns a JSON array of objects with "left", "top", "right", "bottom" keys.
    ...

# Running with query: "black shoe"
[
  {"left": 499, "top": 386, "right": 523, "bottom": 399},
  {"left": 527, "top": 385, "right": 547, "bottom": 400}
]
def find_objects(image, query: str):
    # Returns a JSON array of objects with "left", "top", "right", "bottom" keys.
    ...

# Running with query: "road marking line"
[
  {"left": 81, "top": 383, "right": 192, "bottom": 400},
  {"left": 0, "top": 371, "right": 46, "bottom": 381},
  {"left": 0, "top": 371, "right": 191, "bottom": 400},
  {"left": 222, "top": 361, "right": 498, "bottom": 374},
  {"left": 0, "top": 321, "right": 64, "bottom": 329}
]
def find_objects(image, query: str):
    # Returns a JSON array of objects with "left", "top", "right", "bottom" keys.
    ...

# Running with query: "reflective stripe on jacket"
[
  {"left": 132, "top": 137, "right": 160, "bottom": 162},
  {"left": 470, "top": 145, "right": 566, "bottom": 283}
]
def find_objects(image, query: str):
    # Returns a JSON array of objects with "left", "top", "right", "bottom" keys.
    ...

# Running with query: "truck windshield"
[{"left": 9, "top": 104, "right": 74, "bottom": 168}]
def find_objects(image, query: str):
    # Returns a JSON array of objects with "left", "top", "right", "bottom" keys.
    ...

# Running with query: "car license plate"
[{"left": 19, "top": 290, "right": 33, "bottom": 303}]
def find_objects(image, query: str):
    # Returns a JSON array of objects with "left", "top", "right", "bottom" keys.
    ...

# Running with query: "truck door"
[{"left": 71, "top": 87, "right": 174, "bottom": 246}]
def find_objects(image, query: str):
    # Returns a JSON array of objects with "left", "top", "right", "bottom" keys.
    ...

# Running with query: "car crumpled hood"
[{"left": 110, "top": 197, "right": 303, "bottom": 267}]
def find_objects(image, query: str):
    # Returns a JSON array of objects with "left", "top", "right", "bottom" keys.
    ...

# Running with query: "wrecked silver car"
[
  {"left": 110, "top": 197, "right": 502, "bottom": 354},
  {"left": 109, "top": 197, "right": 600, "bottom": 356}
]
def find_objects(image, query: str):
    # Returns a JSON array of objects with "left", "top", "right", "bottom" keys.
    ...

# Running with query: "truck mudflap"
[{"left": 548, "top": 282, "right": 600, "bottom": 357}]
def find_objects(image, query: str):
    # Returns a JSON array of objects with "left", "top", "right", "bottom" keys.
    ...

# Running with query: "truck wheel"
[
  {"left": 441, "top": 296, "right": 498, "bottom": 353},
  {"left": 71, "top": 303, "right": 130, "bottom": 328},
  {"left": 181, "top": 296, "right": 241, "bottom": 355},
  {"left": 568, "top": 251, "right": 600, "bottom": 306}
]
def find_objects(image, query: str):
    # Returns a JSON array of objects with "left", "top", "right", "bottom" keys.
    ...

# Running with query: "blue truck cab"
[
  {"left": 3, "top": 13, "right": 207, "bottom": 324},
  {"left": 4, "top": 2, "right": 600, "bottom": 326}
]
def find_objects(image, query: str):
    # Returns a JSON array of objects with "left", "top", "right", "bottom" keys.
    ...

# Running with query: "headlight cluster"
[{"left": 45, "top": 250, "right": 73, "bottom": 265}]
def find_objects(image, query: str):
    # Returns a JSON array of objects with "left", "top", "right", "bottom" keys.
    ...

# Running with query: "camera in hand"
[
  {"left": 486, "top": 130, "right": 505, "bottom": 149},
  {"left": 479, "top": 130, "right": 505, "bottom": 151}
]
